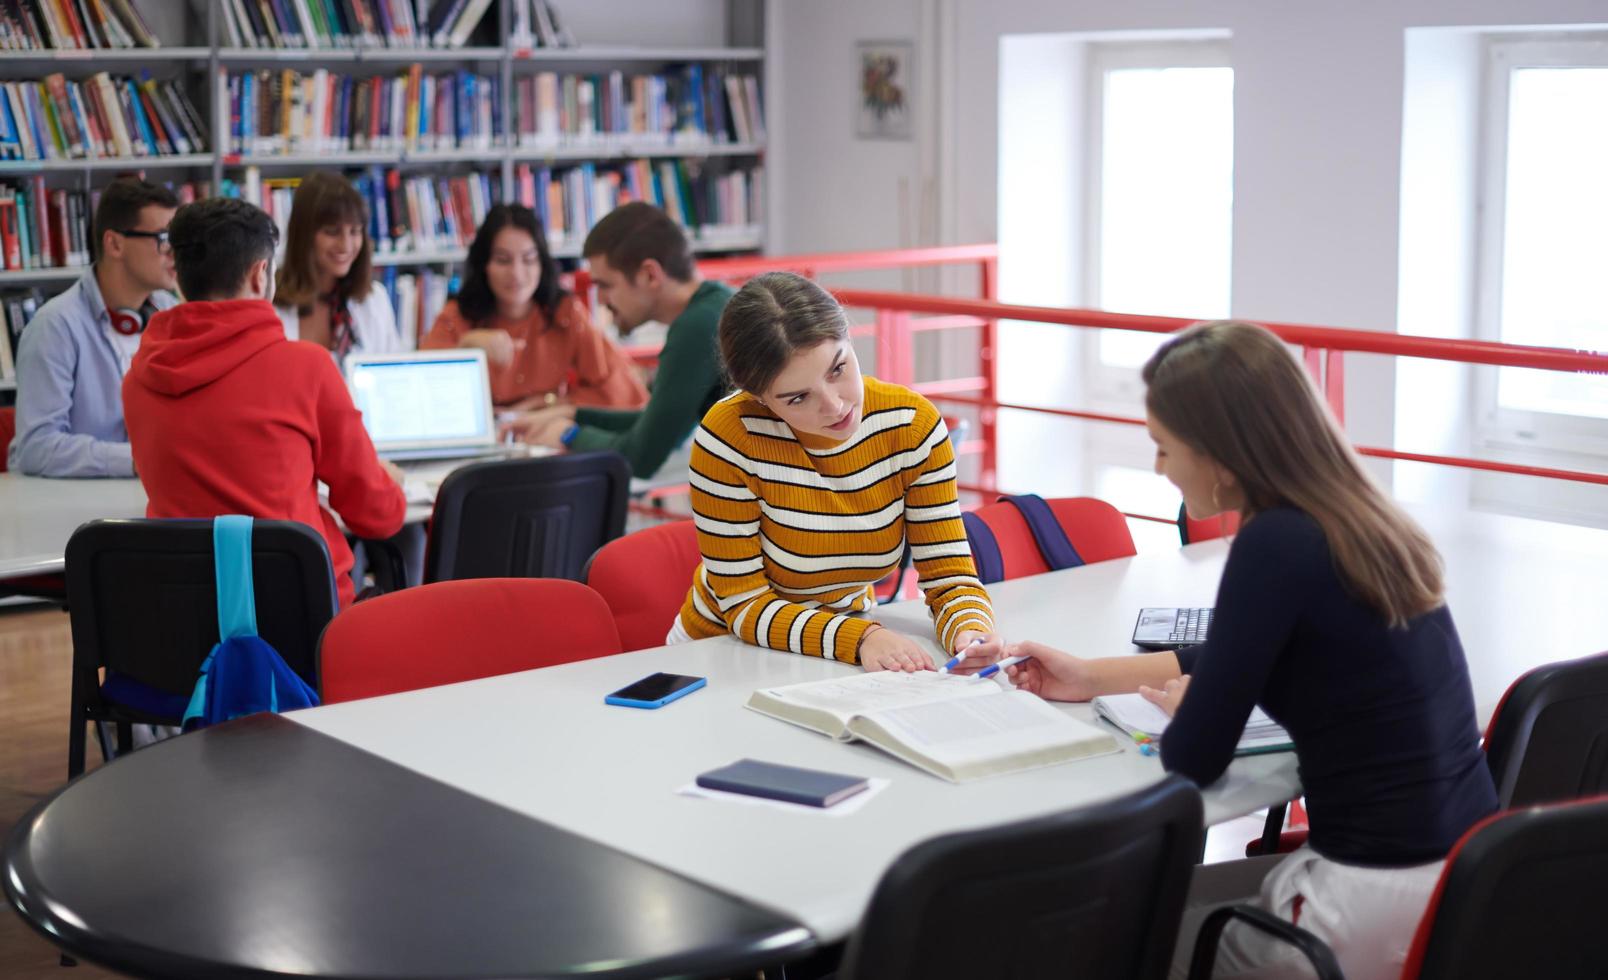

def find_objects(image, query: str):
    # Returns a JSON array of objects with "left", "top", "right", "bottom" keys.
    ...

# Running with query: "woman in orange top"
[{"left": 419, "top": 204, "right": 647, "bottom": 410}]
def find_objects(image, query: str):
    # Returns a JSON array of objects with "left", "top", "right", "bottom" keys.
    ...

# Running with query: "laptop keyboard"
[{"left": 1168, "top": 607, "right": 1212, "bottom": 645}]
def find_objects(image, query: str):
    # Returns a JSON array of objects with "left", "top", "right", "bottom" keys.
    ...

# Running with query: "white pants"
[{"left": 1179, "top": 846, "right": 1443, "bottom": 980}]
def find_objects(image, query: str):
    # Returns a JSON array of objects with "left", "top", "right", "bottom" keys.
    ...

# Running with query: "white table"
[
  {"left": 0, "top": 447, "right": 680, "bottom": 580},
  {"left": 290, "top": 504, "right": 1608, "bottom": 944}
]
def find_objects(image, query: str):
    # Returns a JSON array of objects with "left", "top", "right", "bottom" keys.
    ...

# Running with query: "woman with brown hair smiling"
[{"left": 274, "top": 171, "right": 402, "bottom": 362}]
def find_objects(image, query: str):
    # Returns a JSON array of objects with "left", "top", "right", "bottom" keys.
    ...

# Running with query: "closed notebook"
[
  {"left": 696, "top": 758, "right": 870, "bottom": 808},
  {"left": 1092, "top": 692, "right": 1294, "bottom": 755}
]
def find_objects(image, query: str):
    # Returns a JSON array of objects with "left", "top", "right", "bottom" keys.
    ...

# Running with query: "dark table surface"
[{"left": 5, "top": 713, "right": 815, "bottom": 979}]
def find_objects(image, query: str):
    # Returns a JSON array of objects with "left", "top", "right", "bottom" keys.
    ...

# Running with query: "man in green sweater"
[{"left": 500, "top": 202, "right": 735, "bottom": 478}]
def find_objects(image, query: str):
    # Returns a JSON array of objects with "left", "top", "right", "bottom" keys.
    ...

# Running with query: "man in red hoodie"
[{"left": 123, "top": 198, "right": 406, "bottom": 607}]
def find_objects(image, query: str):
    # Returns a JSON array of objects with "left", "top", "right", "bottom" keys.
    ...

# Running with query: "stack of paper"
[{"left": 1091, "top": 692, "right": 1293, "bottom": 756}]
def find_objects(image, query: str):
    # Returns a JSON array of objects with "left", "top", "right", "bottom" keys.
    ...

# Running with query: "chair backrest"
[
  {"left": 1482, "top": 650, "right": 1608, "bottom": 808},
  {"left": 583, "top": 520, "right": 701, "bottom": 652},
  {"left": 65, "top": 518, "right": 337, "bottom": 708},
  {"left": 425, "top": 451, "right": 631, "bottom": 583},
  {"left": 838, "top": 776, "right": 1204, "bottom": 980},
  {"left": 963, "top": 496, "right": 1137, "bottom": 584},
  {"left": 1177, "top": 503, "right": 1240, "bottom": 545},
  {"left": 1402, "top": 794, "right": 1608, "bottom": 980},
  {"left": 0, "top": 405, "right": 14, "bottom": 471},
  {"left": 318, "top": 578, "right": 622, "bottom": 703}
]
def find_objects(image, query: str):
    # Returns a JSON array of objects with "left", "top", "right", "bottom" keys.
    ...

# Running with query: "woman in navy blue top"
[{"left": 1008, "top": 321, "right": 1496, "bottom": 980}]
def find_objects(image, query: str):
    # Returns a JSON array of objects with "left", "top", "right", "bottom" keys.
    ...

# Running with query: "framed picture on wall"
[{"left": 857, "top": 40, "right": 914, "bottom": 140}]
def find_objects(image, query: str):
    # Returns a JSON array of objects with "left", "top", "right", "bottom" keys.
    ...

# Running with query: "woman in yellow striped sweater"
[{"left": 672, "top": 272, "right": 1003, "bottom": 672}]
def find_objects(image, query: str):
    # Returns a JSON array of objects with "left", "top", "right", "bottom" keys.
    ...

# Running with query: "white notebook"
[
  {"left": 1092, "top": 692, "right": 1294, "bottom": 756},
  {"left": 746, "top": 672, "right": 1120, "bottom": 783}
]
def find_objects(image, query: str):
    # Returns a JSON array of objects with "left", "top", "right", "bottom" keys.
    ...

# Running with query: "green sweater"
[{"left": 569, "top": 280, "right": 735, "bottom": 477}]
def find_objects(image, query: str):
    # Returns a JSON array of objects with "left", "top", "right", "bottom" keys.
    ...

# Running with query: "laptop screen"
[{"left": 347, "top": 352, "right": 494, "bottom": 451}]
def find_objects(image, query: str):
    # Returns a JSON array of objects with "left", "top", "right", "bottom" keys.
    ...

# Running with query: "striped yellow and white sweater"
[{"left": 677, "top": 375, "right": 995, "bottom": 664}]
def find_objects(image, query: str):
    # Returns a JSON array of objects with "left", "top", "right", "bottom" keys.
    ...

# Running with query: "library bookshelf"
[{"left": 0, "top": 0, "right": 769, "bottom": 393}]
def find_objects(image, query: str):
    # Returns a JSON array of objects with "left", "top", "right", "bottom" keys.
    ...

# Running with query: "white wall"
[{"left": 773, "top": 0, "right": 1608, "bottom": 496}]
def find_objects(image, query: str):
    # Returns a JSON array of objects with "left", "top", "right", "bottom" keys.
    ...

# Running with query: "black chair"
[
  {"left": 424, "top": 451, "right": 631, "bottom": 583},
  {"left": 1191, "top": 795, "right": 1608, "bottom": 980},
  {"left": 64, "top": 518, "right": 338, "bottom": 779},
  {"left": 836, "top": 775, "right": 1204, "bottom": 980},
  {"left": 1482, "top": 649, "right": 1608, "bottom": 807}
]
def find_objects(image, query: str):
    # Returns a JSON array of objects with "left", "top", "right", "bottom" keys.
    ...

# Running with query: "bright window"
[
  {"left": 1479, "top": 39, "right": 1608, "bottom": 445},
  {"left": 1090, "top": 46, "right": 1234, "bottom": 371}
]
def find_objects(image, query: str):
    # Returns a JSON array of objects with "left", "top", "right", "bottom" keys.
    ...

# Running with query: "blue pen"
[
  {"left": 937, "top": 637, "right": 983, "bottom": 675},
  {"left": 974, "top": 654, "right": 1032, "bottom": 681}
]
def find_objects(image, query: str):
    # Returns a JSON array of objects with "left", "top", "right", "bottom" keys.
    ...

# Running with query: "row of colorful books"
[
  {"left": 516, "top": 159, "right": 763, "bottom": 249},
  {"left": 219, "top": 0, "right": 511, "bottom": 50},
  {"left": 0, "top": 0, "right": 159, "bottom": 50},
  {"left": 511, "top": 68, "right": 766, "bottom": 148},
  {"left": 0, "top": 74, "right": 207, "bottom": 162},
  {"left": 0, "top": 177, "right": 207, "bottom": 272},
  {"left": 225, "top": 67, "right": 499, "bottom": 155},
  {"left": 379, "top": 264, "right": 450, "bottom": 349},
  {"left": 224, "top": 165, "right": 501, "bottom": 257}
]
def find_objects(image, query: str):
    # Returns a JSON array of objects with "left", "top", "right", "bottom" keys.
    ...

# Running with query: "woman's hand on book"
[
  {"left": 947, "top": 630, "right": 1006, "bottom": 675},
  {"left": 859, "top": 625, "right": 934, "bottom": 673},
  {"left": 1138, "top": 675, "right": 1191, "bottom": 717}
]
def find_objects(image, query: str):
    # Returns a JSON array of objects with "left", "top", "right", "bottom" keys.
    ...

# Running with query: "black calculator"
[{"left": 1132, "top": 607, "right": 1212, "bottom": 651}]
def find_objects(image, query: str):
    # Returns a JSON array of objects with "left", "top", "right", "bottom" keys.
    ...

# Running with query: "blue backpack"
[
  {"left": 180, "top": 516, "right": 320, "bottom": 730},
  {"left": 960, "top": 494, "right": 1087, "bottom": 585}
]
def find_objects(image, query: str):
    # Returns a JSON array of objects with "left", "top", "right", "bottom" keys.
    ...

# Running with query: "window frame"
[
  {"left": 1082, "top": 39, "right": 1234, "bottom": 405},
  {"left": 1473, "top": 35, "right": 1608, "bottom": 459}
]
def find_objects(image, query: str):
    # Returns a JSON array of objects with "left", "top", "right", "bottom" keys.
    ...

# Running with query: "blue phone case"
[{"left": 604, "top": 675, "right": 706, "bottom": 709}]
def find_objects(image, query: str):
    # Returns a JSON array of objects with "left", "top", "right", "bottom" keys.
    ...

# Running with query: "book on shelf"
[
  {"left": 516, "top": 158, "right": 762, "bottom": 250},
  {"left": 746, "top": 671, "right": 1121, "bottom": 783},
  {"left": 1090, "top": 692, "right": 1295, "bottom": 756},
  {"left": 225, "top": 66, "right": 500, "bottom": 156},
  {"left": 0, "top": 0, "right": 159, "bottom": 50},
  {"left": 380, "top": 263, "right": 450, "bottom": 348},
  {"left": 511, "top": 68, "right": 763, "bottom": 150},
  {"left": 0, "top": 287, "right": 45, "bottom": 382},
  {"left": 508, "top": 0, "right": 573, "bottom": 51},
  {"left": 219, "top": 0, "right": 499, "bottom": 50},
  {"left": 0, "top": 74, "right": 204, "bottom": 162}
]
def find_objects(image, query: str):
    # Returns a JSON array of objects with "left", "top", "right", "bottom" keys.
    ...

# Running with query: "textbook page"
[
  {"left": 850, "top": 692, "right": 1120, "bottom": 782},
  {"left": 747, "top": 671, "right": 997, "bottom": 739}
]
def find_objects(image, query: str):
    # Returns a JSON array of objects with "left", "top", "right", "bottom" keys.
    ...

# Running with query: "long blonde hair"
[{"left": 1143, "top": 321, "right": 1443, "bottom": 626}]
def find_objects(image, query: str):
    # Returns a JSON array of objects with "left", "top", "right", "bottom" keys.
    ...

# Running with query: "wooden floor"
[{"left": 0, "top": 605, "right": 119, "bottom": 980}]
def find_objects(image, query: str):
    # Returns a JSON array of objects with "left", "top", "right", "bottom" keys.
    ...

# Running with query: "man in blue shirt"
[{"left": 8, "top": 178, "right": 180, "bottom": 477}]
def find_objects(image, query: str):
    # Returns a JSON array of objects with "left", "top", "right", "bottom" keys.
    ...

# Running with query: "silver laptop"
[{"left": 346, "top": 350, "right": 513, "bottom": 463}]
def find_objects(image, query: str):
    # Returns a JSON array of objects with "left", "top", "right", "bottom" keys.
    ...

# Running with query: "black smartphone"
[{"left": 604, "top": 672, "right": 707, "bottom": 709}]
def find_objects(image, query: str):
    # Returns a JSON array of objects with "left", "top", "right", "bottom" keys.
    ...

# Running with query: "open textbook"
[
  {"left": 1092, "top": 692, "right": 1294, "bottom": 755},
  {"left": 746, "top": 672, "right": 1120, "bottom": 782}
]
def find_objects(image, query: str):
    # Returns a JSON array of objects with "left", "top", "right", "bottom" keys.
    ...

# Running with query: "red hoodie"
[{"left": 123, "top": 299, "right": 405, "bottom": 607}]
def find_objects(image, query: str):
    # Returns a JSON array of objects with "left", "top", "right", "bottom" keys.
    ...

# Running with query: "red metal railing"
[{"left": 581, "top": 243, "right": 1607, "bottom": 520}]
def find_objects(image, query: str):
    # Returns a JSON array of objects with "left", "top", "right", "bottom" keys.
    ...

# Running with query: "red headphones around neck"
[{"left": 109, "top": 302, "right": 156, "bottom": 337}]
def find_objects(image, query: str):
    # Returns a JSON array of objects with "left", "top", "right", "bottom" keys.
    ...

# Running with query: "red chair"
[
  {"left": 583, "top": 521, "right": 701, "bottom": 652},
  {"left": 0, "top": 405, "right": 14, "bottom": 468},
  {"left": 1178, "top": 502, "right": 1240, "bottom": 544},
  {"left": 964, "top": 496, "right": 1137, "bottom": 583},
  {"left": 318, "top": 578, "right": 622, "bottom": 703}
]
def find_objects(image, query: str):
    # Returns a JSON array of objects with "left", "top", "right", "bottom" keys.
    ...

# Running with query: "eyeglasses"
[{"left": 116, "top": 229, "right": 172, "bottom": 254}]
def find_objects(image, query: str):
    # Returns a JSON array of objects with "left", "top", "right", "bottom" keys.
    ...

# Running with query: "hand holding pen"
[{"left": 938, "top": 631, "right": 1006, "bottom": 675}]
